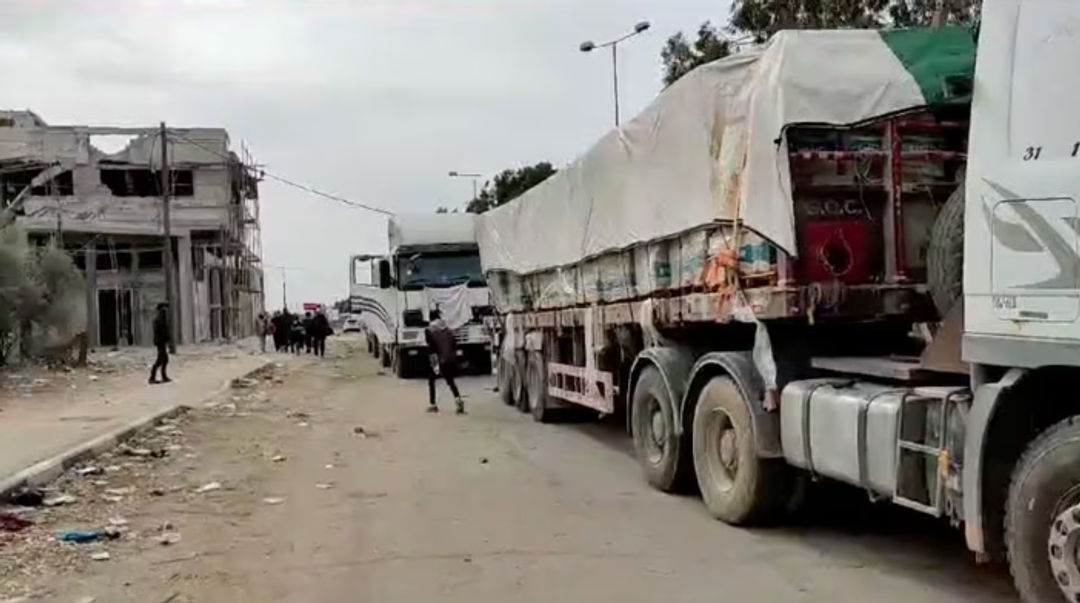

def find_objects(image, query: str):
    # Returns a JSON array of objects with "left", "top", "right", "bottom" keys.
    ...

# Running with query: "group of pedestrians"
[{"left": 259, "top": 309, "right": 333, "bottom": 357}]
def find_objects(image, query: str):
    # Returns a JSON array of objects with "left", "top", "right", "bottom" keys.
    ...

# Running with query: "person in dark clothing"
[
  {"left": 149, "top": 302, "right": 171, "bottom": 384},
  {"left": 302, "top": 312, "right": 315, "bottom": 354},
  {"left": 311, "top": 311, "right": 332, "bottom": 358},
  {"left": 290, "top": 317, "right": 306, "bottom": 354},
  {"left": 425, "top": 310, "right": 463, "bottom": 414}
]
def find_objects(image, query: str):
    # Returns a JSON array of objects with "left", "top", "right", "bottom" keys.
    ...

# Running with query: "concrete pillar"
[
  {"left": 85, "top": 243, "right": 98, "bottom": 347},
  {"left": 177, "top": 234, "right": 194, "bottom": 345}
]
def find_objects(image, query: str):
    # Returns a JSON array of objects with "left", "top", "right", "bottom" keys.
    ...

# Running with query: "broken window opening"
[
  {"left": 0, "top": 168, "right": 74, "bottom": 205},
  {"left": 0, "top": 118, "right": 14, "bottom": 128},
  {"left": 99, "top": 169, "right": 193, "bottom": 197}
]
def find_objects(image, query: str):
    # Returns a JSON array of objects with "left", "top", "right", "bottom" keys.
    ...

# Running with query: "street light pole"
[
  {"left": 448, "top": 171, "right": 482, "bottom": 203},
  {"left": 580, "top": 20, "right": 650, "bottom": 127}
]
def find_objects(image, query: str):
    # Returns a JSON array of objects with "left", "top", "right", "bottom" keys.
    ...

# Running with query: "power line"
[{"left": 166, "top": 132, "right": 395, "bottom": 217}]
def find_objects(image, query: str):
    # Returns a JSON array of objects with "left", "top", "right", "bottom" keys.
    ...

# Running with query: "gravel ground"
[{"left": 0, "top": 336, "right": 1022, "bottom": 603}]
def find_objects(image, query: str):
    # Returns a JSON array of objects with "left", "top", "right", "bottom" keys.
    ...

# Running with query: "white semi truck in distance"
[
  {"left": 350, "top": 214, "right": 493, "bottom": 378},
  {"left": 479, "top": 2, "right": 1080, "bottom": 601}
]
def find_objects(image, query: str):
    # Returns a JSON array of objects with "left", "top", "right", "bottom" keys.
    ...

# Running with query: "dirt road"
[{"left": 2, "top": 336, "right": 1021, "bottom": 602}]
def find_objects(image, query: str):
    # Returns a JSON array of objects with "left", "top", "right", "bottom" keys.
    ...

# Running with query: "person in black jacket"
[
  {"left": 311, "top": 310, "right": 332, "bottom": 358},
  {"left": 149, "top": 302, "right": 171, "bottom": 384},
  {"left": 425, "top": 309, "right": 463, "bottom": 414}
]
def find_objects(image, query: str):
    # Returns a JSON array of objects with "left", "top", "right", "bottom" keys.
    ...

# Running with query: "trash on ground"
[
  {"left": 75, "top": 466, "right": 104, "bottom": 476},
  {"left": 101, "top": 495, "right": 123, "bottom": 503},
  {"left": 479, "top": 457, "right": 489, "bottom": 465},
  {"left": 157, "top": 531, "right": 181, "bottom": 546},
  {"left": 75, "top": 597, "right": 97, "bottom": 603},
  {"left": 325, "top": 464, "right": 334, "bottom": 469},
  {"left": 315, "top": 483, "right": 334, "bottom": 490},
  {"left": 270, "top": 455, "right": 286, "bottom": 463},
  {"left": 231, "top": 377, "right": 257, "bottom": 389},
  {"left": 287, "top": 411, "right": 310, "bottom": 421},
  {"left": 107, "top": 516, "right": 128, "bottom": 527},
  {"left": 104, "top": 465, "right": 122, "bottom": 473},
  {"left": 195, "top": 482, "right": 222, "bottom": 493},
  {"left": 296, "top": 422, "right": 309, "bottom": 427},
  {"left": 103, "top": 487, "right": 134, "bottom": 496},
  {"left": 56, "top": 529, "right": 103, "bottom": 543},
  {"left": 43, "top": 493, "right": 78, "bottom": 507},
  {"left": 154, "top": 424, "right": 179, "bottom": 434},
  {"left": 9, "top": 487, "right": 44, "bottom": 507},
  {"left": 120, "top": 445, "right": 153, "bottom": 457},
  {"left": 89, "top": 551, "right": 110, "bottom": 561},
  {"left": 0, "top": 511, "right": 32, "bottom": 532},
  {"left": 262, "top": 497, "right": 285, "bottom": 505}
]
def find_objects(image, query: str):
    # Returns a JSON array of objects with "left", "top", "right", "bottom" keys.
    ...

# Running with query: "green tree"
[
  {"left": 466, "top": 162, "right": 557, "bottom": 214},
  {"left": 661, "top": 22, "right": 732, "bottom": 87}
]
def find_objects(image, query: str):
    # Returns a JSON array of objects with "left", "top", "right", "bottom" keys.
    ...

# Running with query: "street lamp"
[
  {"left": 448, "top": 170, "right": 482, "bottom": 200},
  {"left": 580, "top": 20, "right": 651, "bottom": 127}
]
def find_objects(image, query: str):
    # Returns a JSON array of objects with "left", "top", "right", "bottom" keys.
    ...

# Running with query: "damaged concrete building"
[{"left": 0, "top": 110, "right": 264, "bottom": 347}]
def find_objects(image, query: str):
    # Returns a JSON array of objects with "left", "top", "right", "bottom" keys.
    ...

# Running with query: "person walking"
[
  {"left": 257, "top": 312, "right": 269, "bottom": 353},
  {"left": 302, "top": 311, "right": 315, "bottom": 354},
  {"left": 312, "top": 310, "right": 332, "bottom": 358},
  {"left": 424, "top": 309, "right": 464, "bottom": 414},
  {"left": 149, "top": 302, "right": 171, "bottom": 385}
]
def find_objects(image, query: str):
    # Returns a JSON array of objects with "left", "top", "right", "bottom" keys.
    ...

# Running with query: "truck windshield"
[{"left": 398, "top": 251, "right": 484, "bottom": 288}]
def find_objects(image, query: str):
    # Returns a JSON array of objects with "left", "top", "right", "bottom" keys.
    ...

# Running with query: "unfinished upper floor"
[{"left": 0, "top": 110, "right": 259, "bottom": 236}]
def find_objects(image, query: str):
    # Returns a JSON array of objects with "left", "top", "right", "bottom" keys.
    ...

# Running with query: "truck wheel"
[
  {"left": 631, "top": 366, "right": 691, "bottom": 492},
  {"left": 372, "top": 338, "right": 381, "bottom": 360},
  {"left": 927, "top": 184, "right": 965, "bottom": 317},
  {"left": 392, "top": 349, "right": 408, "bottom": 378},
  {"left": 526, "top": 351, "right": 551, "bottom": 423},
  {"left": 380, "top": 345, "right": 391, "bottom": 368},
  {"left": 1006, "top": 416, "right": 1080, "bottom": 603},
  {"left": 692, "top": 376, "right": 786, "bottom": 525},
  {"left": 498, "top": 357, "right": 515, "bottom": 406}
]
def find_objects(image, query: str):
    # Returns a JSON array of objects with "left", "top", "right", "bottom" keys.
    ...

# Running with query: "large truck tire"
[
  {"left": 692, "top": 376, "right": 788, "bottom": 525},
  {"left": 1006, "top": 416, "right": 1080, "bottom": 603},
  {"left": 380, "top": 345, "right": 391, "bottom": 369},
  {"left": 526, "top": 351, "right": 551, "bottom": 423},
  {"left": 498, "top": 356, "right": 515, "bottom": 406},
  {"left": 392, "top": 348, "right": 409, "bottom": 379},
  {"left": 513, "top": 351, "right": 530, "bottom": 413},
  {"left": 927, "top": 184, "right": 965, "bottom": 317},
  {"left": 631, "top": 366, "right": 692, "bottom": 492}
]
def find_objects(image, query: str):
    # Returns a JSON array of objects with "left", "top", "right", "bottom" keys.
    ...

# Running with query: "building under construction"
[{"left": 0, "top": 110, "right": 264, "bottom": 347}]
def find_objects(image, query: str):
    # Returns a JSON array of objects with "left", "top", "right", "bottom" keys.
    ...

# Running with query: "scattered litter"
[
  {"left": 156, "top": 532, "right": 181, "bottom": 546},
  {"left": 120, "top": 445, "right": 153, "bottom": 457},
  {"left": 479, "top": 457, "right": 489, "bottom": 465},
  {"left": 43, "top": 493, "right": 78, "bottom": 507},
  {"left": 154, "top": 424, "right": 179, "bottom": 434},
  {"left": 102, "top": 495, "right": 124, "bottom": 503},
  {"left": 10, "top": 487, "right": 44, "bottom": 507},
  {"left": 56, "top": 529, "right": 103, "bottom": 543},
  {"left": 105, "top": 465, "right": 122, "bottom": 473},
  {"left": 315, "top": 483, "right": 334, "bottom": 490},
  {"left": 103, "top": 487, "right": 134, "bottom": 496},
  {"left": 195, "top": 482, "right": 222, "bottom": 494},
  {"left": 107, "top": 516, "right": 128, "bottom": 527},
  {"left": 75, "top": 597, "right": 97, "bottom": 603},
  {"left": 353, "top": 426, "right": 367, "bottom": 438},
  {"left": 270, "top": 455, "right": 286, "bottom": 463},
  {"left": 75, "top": 466, "right": 104, "bottom": 476},
  {"left": 89, "top": 551, "right": 111, "bottom": 561},
  {"left": 296, "top": 422, "right": 309, "bottom": 428},
  {"left": 88, "top": 375, "right": 100, "bottom": 382},
  {"left": 325, "top": 464, "right": 334, "bottom": 470},
  {"left": 262, "top": 497, "right": 285, "bottom": 505},
  {"left": 0, "top": 511, "right": 32, "bottom": 532}
]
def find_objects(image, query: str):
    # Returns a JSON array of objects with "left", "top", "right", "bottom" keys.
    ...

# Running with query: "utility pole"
[{"left": 160, "top": 122, "right": 177, "bottom": 353}]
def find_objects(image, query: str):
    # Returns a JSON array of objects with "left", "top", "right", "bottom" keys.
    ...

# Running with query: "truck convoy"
[
  {"left": 477, "top": 2, "right": 1080, "bottom": 602},
  {"left": 351, "top": 214, "right": 493, "bottom": 377}
]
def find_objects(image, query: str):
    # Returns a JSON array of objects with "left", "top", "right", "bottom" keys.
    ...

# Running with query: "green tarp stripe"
[{"left": 878, "top": 26, "right": 977, "bottom": 105}]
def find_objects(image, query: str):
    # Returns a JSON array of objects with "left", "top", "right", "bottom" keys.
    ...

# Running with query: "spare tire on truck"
[{"left": 927, "top": 184, "right": 965, "bottom": 317}]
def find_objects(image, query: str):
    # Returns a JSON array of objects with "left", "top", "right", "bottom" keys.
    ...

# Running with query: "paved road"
[{"left": 20, "top": 337, "right": 1020, "bottom": 603}]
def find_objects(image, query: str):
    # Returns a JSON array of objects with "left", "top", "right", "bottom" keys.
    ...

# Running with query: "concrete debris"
[
  {"left": 43, "top": 493, "right": 77, "bottom": 507},
  {"left": 195, "top": 482, "right": 222, "bottom": 494},
  {"left": 262, "top": 497, "right": 285, "bottom": 505},
  {"left": 9, "top": 487, "right": 44, "bottom": 507},
  {"left": 89, "top": 551, "right": 110, "bottom": 561}
]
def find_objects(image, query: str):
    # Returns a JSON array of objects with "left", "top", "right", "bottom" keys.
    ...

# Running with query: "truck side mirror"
[{"left": 378, "top": 259, "right": 392, "bottom": 289}]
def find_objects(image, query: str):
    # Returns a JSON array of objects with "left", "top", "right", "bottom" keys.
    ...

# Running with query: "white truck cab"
[{"left": 350, "top": 214, "right": 492, "bottom": 378}]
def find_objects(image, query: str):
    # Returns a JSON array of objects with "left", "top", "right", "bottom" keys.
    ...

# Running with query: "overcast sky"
[{"left": 0, "top": 0, "right": 731, "bottom": 306}]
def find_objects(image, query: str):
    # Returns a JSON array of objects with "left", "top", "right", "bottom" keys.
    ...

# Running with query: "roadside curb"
[{"left": 0, "top": 359, "right": 277, "bottom": 501}]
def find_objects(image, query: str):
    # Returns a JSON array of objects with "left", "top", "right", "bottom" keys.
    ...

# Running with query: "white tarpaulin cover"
[
  {"left": 478, "top": 28, "right": 974, "bottom": 275},
  {"left": 425, "top": 284, "right": 471, "bottom": 330}
]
